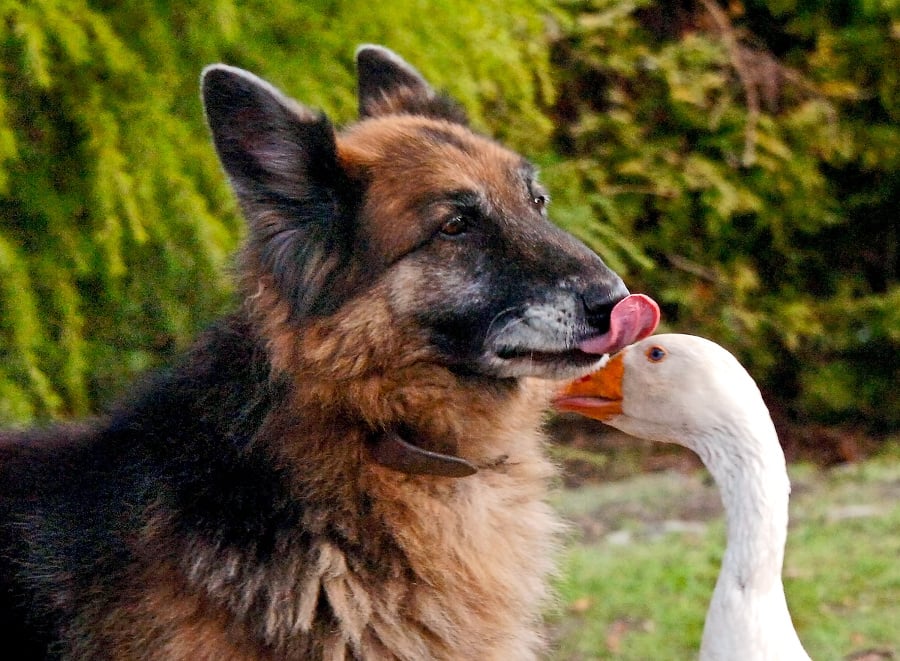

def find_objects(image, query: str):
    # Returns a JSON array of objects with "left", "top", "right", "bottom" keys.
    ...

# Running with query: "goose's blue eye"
[{"left": 646, "top": 346, "right": 667, "bottom": 362}]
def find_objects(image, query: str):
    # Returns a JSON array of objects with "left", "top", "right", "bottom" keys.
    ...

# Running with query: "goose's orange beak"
[{"left": 552, "top": 352, "right": 625, "bottom": 421}]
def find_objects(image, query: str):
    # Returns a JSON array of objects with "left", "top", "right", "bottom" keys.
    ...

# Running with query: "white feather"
[{"left": 606, "top": 334, "right": 811, "bottom": 661}]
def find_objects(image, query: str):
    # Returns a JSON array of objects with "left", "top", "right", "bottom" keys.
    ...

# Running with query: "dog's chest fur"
[{"left": 130, "top": 381, "right": 562, "bottom": 661}]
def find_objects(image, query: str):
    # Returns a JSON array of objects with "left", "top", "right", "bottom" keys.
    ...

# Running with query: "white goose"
[{"left": 554, "top": 334, "right": 812, "bottom": 661}]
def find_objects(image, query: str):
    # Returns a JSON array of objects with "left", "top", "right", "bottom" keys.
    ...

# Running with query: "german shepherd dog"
[{"left": 0, "top": 46, "right": 646, "bottom": 660}]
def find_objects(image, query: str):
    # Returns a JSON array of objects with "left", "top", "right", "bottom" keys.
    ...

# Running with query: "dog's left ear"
[
  {"left": 356, "top": 45, "right": 468, "bottom": 124},
  {"left": 201, "top": 64, "right": 356, "bottom": 318}
]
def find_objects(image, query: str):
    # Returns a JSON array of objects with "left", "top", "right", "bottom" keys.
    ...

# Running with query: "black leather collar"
[{"left": 368, "top": 429, "right": 478, "bottom": 478}]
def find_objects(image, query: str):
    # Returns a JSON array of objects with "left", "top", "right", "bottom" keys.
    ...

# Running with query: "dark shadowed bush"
[{"left": 543, "top": 0, "right": 898, "bottom": 440}]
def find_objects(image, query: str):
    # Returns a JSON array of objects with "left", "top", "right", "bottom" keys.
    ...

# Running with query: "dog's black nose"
[{"left": 583, "top": 282, "right": 629, "bottom": 333}]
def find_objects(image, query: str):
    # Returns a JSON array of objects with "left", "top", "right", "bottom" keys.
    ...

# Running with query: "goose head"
[{"left": 552, "top": 334, "right": 771, "bottom": 453}]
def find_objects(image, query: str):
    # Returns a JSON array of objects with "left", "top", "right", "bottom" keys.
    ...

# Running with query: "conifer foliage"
[
  {"left": 0, "top": 0, "right": 554, "bottom": 423},
  {"left": 1, "top": 1, "right": 896, "bottom": 442}
]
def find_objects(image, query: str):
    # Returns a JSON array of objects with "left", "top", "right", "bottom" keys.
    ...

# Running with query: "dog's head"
[{"left": 202, "top": 46, "right": 637, "bottom": 381}]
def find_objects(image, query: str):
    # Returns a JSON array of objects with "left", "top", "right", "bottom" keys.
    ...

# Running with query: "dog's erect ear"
[
  {"left": 356, "top": 45, "right": 467, "bottom": 124},
  {"left": 201, "top": 65, "right": 355, "bottom": 318},
  {"left": 201, "top": 64, "right": 344, "bottom": 208}
]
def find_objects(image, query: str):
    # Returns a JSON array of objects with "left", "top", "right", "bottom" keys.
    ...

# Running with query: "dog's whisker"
[{"left": 485, "top": 305, "right": 525, "bottom": 341}]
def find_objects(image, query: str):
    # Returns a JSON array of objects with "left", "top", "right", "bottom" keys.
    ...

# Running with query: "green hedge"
[
  {"left": 0, "top": 0, "right": 554, "bottom": 423},
  {"left": 2, "top": 1, "right": 897, "bottom": 438}
]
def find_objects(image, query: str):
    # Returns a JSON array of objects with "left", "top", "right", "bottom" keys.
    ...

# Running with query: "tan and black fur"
[{"left": 0, "top": 46, "right": 632, "bottom": 659}]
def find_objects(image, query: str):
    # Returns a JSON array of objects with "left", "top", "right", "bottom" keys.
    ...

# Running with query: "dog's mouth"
[
  {"left": 485, "top": 294, "right": 660, "bottom": 379},
  {"left": 495, "top": 346, "right": 600, "bottom": 367},
  {"left": 486, "top": 347, "right": 601, "bottom": 380}
]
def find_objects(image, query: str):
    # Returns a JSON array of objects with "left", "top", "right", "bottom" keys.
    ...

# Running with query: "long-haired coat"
[{"left": 0, "top": 46, "right": 635, "bottom": 660}]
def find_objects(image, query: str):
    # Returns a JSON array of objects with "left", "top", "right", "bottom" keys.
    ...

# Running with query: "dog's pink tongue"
[{"left": 579, "top": 294, "right": 660, "bottom": 355}]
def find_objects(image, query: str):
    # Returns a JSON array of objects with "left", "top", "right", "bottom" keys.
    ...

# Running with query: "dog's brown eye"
[{"left": 440, "top": 215, "right": 468, "bottom": 236}]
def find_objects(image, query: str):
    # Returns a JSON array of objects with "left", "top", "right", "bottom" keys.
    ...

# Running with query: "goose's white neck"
[{"left": 691, "top": 415, "right": 810, "bottom": 661}]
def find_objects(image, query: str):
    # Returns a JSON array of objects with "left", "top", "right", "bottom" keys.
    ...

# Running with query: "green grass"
[{"left": 549, "top": 458, "right": 900, "bottom": 660}]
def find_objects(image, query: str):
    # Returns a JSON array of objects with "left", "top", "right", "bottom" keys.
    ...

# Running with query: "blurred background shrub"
[{"left": 1, "top": 0, "right": 897, "bottom": 456}]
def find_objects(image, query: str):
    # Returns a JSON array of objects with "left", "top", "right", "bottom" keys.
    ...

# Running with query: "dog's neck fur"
[
  {"left": 145, "top": 302, "right": 563, "bottom": 660},
  {"left": 245, "top": 275, "right": 541, "bottom": 466}
]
